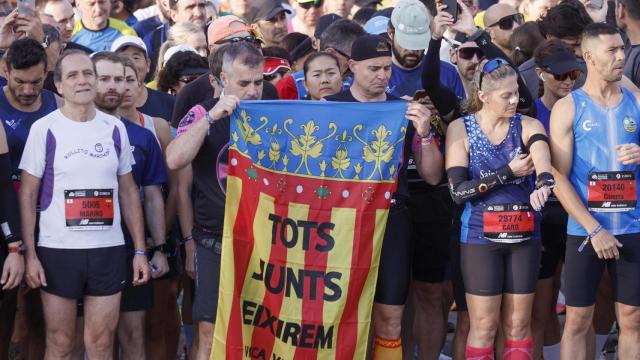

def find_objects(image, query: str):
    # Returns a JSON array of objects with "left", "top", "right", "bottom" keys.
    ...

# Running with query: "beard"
[
  {"left": 8, "top": 84, "right": 39, "bottom": 106},
  {"left": 392, "top": 43, "right": 424, "bottom": 69},
  {"left": 95, "top": 92, "right": 123, "bottom": 112}
]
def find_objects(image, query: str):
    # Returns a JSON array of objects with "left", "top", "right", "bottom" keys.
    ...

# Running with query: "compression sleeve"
[
  {"left": 0, "top": 153, "right": 21, "bottom": 244},
  {"left": 447, "top": 165, "right": 514, "bottom": 205},
  {"left": 421, "top": 38, "right": 461, "bottom": 120}
]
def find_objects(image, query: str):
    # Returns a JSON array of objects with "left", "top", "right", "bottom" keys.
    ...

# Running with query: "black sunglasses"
[
  {"left": 546, "top": 69, "right": 581, "bottom": 82},
  {"left": 487, "top": 13, "right": 524, "bottom": 30},
  {"left": 298, "top": 0, "right": 323, "bottom": 9},
  {"left": 215, "top": 35, "right": 258, "bottom": 45},
  {"left": 458, "top": 47, "right": 484, "bottom": 60}
]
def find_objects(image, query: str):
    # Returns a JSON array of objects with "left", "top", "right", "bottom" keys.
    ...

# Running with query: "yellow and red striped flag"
[{"left": 213, "top": 100, "right": 408, "bottom": 360}]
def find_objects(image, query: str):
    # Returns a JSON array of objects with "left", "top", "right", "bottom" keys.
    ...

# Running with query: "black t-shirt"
[
  {"left": 625, "top": 44, "right": 640, "bottom": 87},
  {"left": 325, "top": 89, "right": 413, "bottom": 200},
  {"left": 177, "top": 97, "right": 228, "bottom": 236},
  {"left": 139, "top": 88, "right": 175, "bottom": 122},
  {"left": 171, "top": 74, "right": 280, "bottom": 128}
]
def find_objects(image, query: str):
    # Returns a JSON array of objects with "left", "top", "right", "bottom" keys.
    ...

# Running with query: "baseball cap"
[
  {"left": 535, "top": 50, "right": 580, "bottom": 75},
  {"left": 163, "top": 45, "right": 198, "bottom": 66},
  {"left": 247, "top": 0, "right": 291, "bottom": 23},
  {"left": 263, "top": 57, "right": 291, "bottom": 75},
  {"left": 111, "top": 35, "right": 148, "bottom": 54},
  {"left": 314, "top": 13, "right": 341, "bottom": 38},
  {"left": 351, "top": 34, "right": 391, "bottom": 61},
  {"left": 364, "top": 16, "right": 389, "bottom": 35},
  {"left": 208, "top": 15, "right": 255, "bottom": 44},
  {"left": 391, "top": 0, "right": 430, "bottom": 50}
]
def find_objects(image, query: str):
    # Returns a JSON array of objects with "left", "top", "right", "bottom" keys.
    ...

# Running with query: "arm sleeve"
[
  {"left": 421, "top": 38, "right": 462, "bottom": 120},
  {"left": 447, "top": 165, "right": 515, "bottom": 205},
  {"left": 0, "top": 153, "right": 21, "bottom": 243},
  {"left": 471, "top": 30, "right": 534, "bottom": 113}
]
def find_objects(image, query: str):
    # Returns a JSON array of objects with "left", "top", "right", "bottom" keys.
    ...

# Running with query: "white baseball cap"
[{"left": 111, "top": 35, "right": 148, "bottom": 54}]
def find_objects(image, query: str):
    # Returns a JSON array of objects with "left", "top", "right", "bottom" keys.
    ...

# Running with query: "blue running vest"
[
  {"left": 567, "top": 87, "right": 640, "bottom": 236},
  {"left": 460, "top": 113, "right": 540, "bottom": 245}
]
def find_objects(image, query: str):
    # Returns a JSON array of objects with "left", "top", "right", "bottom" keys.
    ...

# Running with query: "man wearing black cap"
[
  {"left": 326, "top": 34, "right": 443, "bottom": 360},
  {"left": 248, "top": 0, "right": 291, "bottom": 47}
]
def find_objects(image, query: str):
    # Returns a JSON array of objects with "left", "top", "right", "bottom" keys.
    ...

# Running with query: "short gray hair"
[{"left": 221, "top": 42, "right": 263, "bottom": 74}]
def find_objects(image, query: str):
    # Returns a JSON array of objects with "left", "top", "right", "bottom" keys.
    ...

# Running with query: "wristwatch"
[{"left": 8, "top": 242, "right": 26, "bottom": 255}]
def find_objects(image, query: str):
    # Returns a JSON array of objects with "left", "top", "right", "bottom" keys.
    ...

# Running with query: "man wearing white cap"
[
  {"left": 386, "top": 0, "right": 464, "bottom": 99},
  {"left": 111, "top": 35, "right": 176, "bottom": 122}
]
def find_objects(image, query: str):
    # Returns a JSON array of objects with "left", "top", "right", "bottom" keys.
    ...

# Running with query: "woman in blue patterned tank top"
[{"left": 445, "top": 58, "right": 555, "bottom": 359}]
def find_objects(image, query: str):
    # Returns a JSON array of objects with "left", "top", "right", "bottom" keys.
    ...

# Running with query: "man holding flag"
[
  {"left": 326, "top": 34, "right": 443, "bottom": 360},
  {"left": 165, "top": 42, "right": 263, "bottom": 360}
]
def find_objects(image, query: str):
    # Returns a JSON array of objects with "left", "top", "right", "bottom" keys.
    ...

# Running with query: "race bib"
[
  {"left": 483, "top": 203, "right": 534, "bottom": 243},
  {"left": 64, "top": 189, "right": 114, "bottom": 230},
  {"left": 587, "top": 171, "right": 637, "bottom": 212}
]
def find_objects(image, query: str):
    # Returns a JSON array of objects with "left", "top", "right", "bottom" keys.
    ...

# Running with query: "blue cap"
[{"left": 364, "top": 16, "right": 390, "bottom": 35}]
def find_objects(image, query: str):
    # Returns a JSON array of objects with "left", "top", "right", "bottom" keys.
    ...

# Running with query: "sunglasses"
[
  {"left": 333, "top": 48, "right": 351, "bottom": 60},
  {"left": 215, "top": 35, "right": 259, "bottom": 45},
  {"left": 487, "top": 13, "right": 524, "bottom": 30},
  {"left": 458, "top": 47, "right": 484, "bottom": 60},
  {"left": 478, "top": 58, "right": 510, "bottom": 90},
  {"left": 546, "top": 69, "right": 581, "bottom": 82},
  {"left": 298, "top": 0, "right": 323, "bottom": 9},
  {"left": 264, "top": 69, "right": 289, "bottom": 82}
]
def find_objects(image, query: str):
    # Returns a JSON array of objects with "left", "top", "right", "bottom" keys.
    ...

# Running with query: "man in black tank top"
[{"left": 326, "top": 34, "right": 443, "bottom": 360}]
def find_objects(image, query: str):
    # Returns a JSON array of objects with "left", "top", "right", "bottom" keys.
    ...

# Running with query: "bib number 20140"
[
  {"left": 64, "top": 189, "right": 114, "bottom": 230},
  {"left": 588, "top": 171, "right": 636, "bottom": 212},
  {"left": 483, "top": 203, "right": 534, "bottom": 243}
]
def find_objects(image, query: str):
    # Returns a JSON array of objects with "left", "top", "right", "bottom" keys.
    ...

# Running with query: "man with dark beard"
[{"left": 386, "top": 0, "right": 464, "bottom": 99}]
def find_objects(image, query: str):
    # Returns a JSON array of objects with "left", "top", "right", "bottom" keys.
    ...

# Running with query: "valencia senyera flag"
[{"left": 212, "top": 100, "right": 408, "bottom": 360}]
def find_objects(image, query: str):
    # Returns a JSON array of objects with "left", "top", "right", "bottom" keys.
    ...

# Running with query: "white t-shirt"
[{"left": 19, "top": 109, "right": 133, "bottom": 249}]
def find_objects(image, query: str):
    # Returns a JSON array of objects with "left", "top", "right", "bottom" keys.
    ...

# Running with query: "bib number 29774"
[{"left": 483, "top": 203, "right": 534, "bottom": 243}]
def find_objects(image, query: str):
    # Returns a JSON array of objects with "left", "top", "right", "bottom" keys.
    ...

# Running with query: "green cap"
[{"left": 391, "top": 0, "right": 431, "bottom": 50}]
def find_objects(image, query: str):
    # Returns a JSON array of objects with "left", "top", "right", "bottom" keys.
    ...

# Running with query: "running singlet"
[
  {"left": 567, "top": 87, "right": 640, "bottom": 236},
  {"left": 19, "top": 110, "right": 133, "bottom": 249},
  {"left": 0, "top": 89, "right": 57, "bottom": 177},
  {"left": 71, "top": 18, "right": 137, "bottom": 52},
  {"left": 460, "top": 113, "right": 539, "bottom": 245}
]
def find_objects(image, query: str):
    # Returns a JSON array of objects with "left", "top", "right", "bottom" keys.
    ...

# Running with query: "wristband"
[
  {"left": 579, "top": 225, "right": 603, "bottom": 253},
  {"left": 182, "top": 235, "right": 193, "bottom": 244},
  {"left": 134, "top": 250, "right": 147, "bottom": 256}
]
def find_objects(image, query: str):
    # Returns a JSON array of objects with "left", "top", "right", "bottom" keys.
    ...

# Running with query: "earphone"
[{"left": 538, "top": 73, "right": 545, "bottom": 82}]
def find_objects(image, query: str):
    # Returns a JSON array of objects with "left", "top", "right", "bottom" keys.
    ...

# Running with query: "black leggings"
[
  {"left": 461, "top": 240, "right": 541, "bottom": 296},
  {"left": 375, "top": 205, "right": 412, "bottom": 305}
]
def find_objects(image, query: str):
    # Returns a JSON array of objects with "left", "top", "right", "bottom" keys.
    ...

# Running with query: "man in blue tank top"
[
  {"left": 551, "top": 23, "right": 640, "bottom": 359},
  {"left": 1, "top": 38, "right": 59, "bottom": 184}
]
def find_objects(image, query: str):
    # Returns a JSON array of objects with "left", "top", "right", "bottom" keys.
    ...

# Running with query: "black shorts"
[
  {"left": 539, "top": 201, "right": 567, "bottom": 279},
  {"left": 564, "top": 233, "right": 640, "bottom": 307},
  {"left": 375, "top": 204, "right": 412, "bottom": 306},
  {"left": 450, "top": 206, "right": 467, "bottom": 311},
  {"left": 409, "top": 187, "right": 453, "bottom": 283},
  {"left": 120, "top": 253, "right": 154, "bottom": 312},
  {"left": 38, "top": 245, "right": 126, "bottom": 299},
  {"left": 192, "top": 229, "right": 222, "bottom": 323},
  {"left": 461, "top": 240, "right": 541, "bottom": 296}
]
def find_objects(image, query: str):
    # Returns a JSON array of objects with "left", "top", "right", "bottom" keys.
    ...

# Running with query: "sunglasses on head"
[
  {"left": 298, "top": 0, "right": 323, "bottom": 9},
  {"left": 478, "top": 58, "right": 511, "bottom": 90},
  {"left": 546, "top": 68, "right": 581, "bottom": 82},
  {"left": 487, "top": 13, "right": 524, "bottom": 30},
  {"left": 215, "top": 35, "right": 258, "bottom": 45},
  {"left": 458, "top": 47, "right": 484, "bottom": 60}
]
